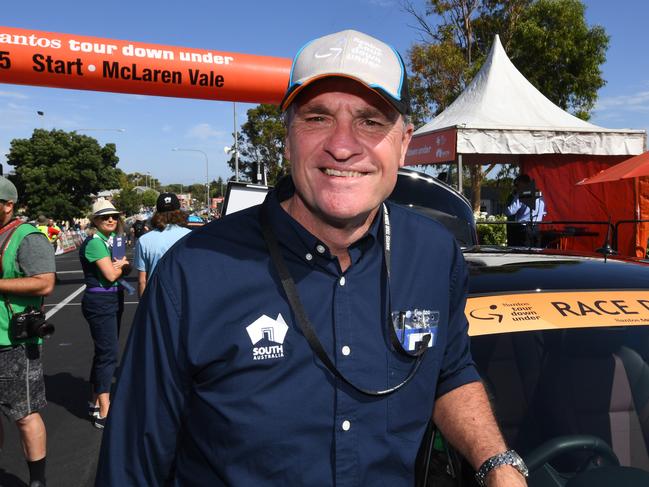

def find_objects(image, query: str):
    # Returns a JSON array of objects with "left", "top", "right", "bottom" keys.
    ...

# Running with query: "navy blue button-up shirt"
[{"left": 97, "top": 180, "right": 479, "bottom": 486}]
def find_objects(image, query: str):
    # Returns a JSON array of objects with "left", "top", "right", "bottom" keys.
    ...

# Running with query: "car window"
[{"left": 471, "top": 325, "right": 649, "bottom": 475}]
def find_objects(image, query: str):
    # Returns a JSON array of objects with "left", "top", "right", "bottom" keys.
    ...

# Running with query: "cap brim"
[
  {"left": 280, "top": 74, "right": 408, "bottom": 115},
  {"left": 93, "top": 209, "right": 120, "bottom": 216}
]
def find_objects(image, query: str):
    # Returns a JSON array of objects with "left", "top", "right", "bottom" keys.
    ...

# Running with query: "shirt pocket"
[{"left": 387, "top": 350, "right": 440, "bottom": 441}]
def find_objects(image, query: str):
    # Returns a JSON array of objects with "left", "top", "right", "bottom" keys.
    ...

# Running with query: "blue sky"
[{"left": 1, "top": 0, "right": 647, "bottom": 185}]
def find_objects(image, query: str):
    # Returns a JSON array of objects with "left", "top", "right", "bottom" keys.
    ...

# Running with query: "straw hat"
[{"left": 91, "top": 199, "right": 120, "bottom": 218}]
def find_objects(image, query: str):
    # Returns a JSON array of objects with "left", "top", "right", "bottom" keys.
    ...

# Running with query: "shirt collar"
[
  {"left": 93, "top": 231, "right": 113, "bottom": 242},
  {"left": 263, "top": 176, "right": 381, "bottom": 269}
]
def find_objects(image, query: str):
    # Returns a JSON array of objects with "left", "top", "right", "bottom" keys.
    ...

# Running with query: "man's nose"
[{"left": 322, "top": 121, "right": 363, "bottom": 161}]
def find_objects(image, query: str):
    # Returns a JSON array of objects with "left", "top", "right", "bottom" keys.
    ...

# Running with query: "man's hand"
[{"left": 485, "top": 464, "right": 528, "bottom": 486}]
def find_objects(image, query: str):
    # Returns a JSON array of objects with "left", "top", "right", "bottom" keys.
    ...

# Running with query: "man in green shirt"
[{"left": 0, "top": 176, "right": 56, "bottom": 487}]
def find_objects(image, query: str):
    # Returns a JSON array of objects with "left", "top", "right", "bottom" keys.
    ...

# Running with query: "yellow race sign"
[{"left": 466, "top": 291, "right": 649, "bottom": 336}]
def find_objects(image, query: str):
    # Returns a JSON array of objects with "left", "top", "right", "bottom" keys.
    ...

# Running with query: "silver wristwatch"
[{"left": 474, "top": 449, "right": 529, "bottom": 486}]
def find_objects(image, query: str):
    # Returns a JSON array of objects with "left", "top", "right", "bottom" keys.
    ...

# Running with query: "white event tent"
[
  {"left": 406, "top": 35, "right": 645, "bottom": 177},
  {"left": 405, "top": 35, "right": 648, "bottom": 256}
]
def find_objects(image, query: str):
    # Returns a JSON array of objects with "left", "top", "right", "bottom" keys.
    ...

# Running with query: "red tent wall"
[
  {"left": 520, "top": 154, "right": 640, "bottom": 255},
  {"left": 638, "top": 178, "right": 649, "bottom": 257}
]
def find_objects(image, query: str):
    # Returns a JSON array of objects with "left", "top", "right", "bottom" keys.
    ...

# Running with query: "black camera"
[{"left": 11, "top": 306, "right": 55, "bottom": 341}]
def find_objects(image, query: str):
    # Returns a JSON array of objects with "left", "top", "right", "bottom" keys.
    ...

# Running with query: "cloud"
[
  {"left": 365, "top": 0, "right": 395, "bottom": 6},
  {"left": 0, "top": 91, "right": 28, "bottom": 100},
  {"left": 595, "top": 90, "right": 649, "bottom": 113},
  {"left": 185, "top": 123, "right": 225, "bottom": 140}
]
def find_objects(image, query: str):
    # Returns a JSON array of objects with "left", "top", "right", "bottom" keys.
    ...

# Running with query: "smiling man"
[{"left": 97, "top": 30, "right": 527, "bottom": 487}]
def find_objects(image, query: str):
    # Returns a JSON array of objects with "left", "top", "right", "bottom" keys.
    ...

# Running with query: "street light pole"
[
  {"left": 233, "top": 102, "right": 239, "bottom": 182},
  {"left": 172, "top": 148, "right": 209, "bottom": 212}
]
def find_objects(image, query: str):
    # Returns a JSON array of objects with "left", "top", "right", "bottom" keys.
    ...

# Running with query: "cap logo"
[
  {"left": 314, "top": 47, "right": 343, "bottom": 60},
  {"left": 164, "top": 197, "right": 172, "bottom": 204},
  {"left": 348, "top": 36, "right": 383, "bottom": 68}
]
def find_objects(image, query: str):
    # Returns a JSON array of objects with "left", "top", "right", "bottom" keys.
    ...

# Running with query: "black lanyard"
[{"left": 260, "top": 202, "right": 430, "bottom": 397}]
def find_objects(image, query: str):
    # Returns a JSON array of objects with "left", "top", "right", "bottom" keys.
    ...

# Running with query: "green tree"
[
  {"left": 187, "top": 183, "right": 206, "bottom": 208},
  {"left": 209, "top": 177, "right": 226, "bottom": 198},
  {"left": 403, "top": 0, "right": 608, "bottom": 210},
  {"left": 507, "top": 0, "right": 608, "bottom": 119},
  {"left": 227, "top": 104, "right": 287, "bottom": 186},
  {"left": 141, "top": 189, "right": 159, "bottom": 208},
  {"left": 163, "top": 183, "right": 184, "bottom": 194},
  {"left": 113, "top": 187, "right": 142, "bottom": 216},
  {"left": 6, "top": 129, "right": 120, "bottom": 221}
]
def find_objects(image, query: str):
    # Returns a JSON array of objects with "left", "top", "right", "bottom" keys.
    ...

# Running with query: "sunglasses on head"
[{"left": 98, "top": 214, "right": 118, "bottom": 221}]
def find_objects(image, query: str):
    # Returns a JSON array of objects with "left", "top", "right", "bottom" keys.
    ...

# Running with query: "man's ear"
[{"left": 398, "top": 123, "right": 414, "bottom": 168}]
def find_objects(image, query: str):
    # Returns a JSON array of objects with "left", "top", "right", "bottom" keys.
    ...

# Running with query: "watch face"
[
  {"left": 475, "top": 449, "right": 529, "bottom": 486},
  {"left": 509, "top": 451, "right": 529, "bottom": 476}
]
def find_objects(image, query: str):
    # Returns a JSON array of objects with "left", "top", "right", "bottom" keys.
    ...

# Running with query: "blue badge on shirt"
[{"left": 391, "top": 309, "right": 439, "bottom": 352}]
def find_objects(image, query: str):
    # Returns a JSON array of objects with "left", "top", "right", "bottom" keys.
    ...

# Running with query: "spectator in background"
[
  {"left": 134, "top": 193, "right": 191, "bottom": 297},
  {"left": 35, "top": 215, "right": 50, "bottom": 240},
  {"left": 47, "top": 219, "right": 61, "bottom": 253},
  {"left": 131, "top": 216, "right": 149, "bottom": 242},
  {"left": 79, "top": 200, "right": 130, "bottom": 429},
  {"left": 35, "top": 216, "right": 60, "bottom": 253},
  {"left": 505, "top": 174, "right": 546, "bottom": 246}
]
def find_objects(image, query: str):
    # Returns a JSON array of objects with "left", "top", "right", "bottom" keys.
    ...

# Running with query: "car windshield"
[{"left": 471, "top": 324, "right": 649, "bottom": 476}]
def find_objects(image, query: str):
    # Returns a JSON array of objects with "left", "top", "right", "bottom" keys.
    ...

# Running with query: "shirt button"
[
  {"left": 305, "top": 253, "right": 313, "bottom": 261},
  {"left": 341, "top": 345, "right": 351, "bottom": 356},
  {"left": 316, "top": 244, "right": 326, "bottom": 254},
  {"left": 342, "top": 420, "right": 351, "bottom": 431},
  {"left": 339, "top": 276, "right": 346, "bottom": 286}
]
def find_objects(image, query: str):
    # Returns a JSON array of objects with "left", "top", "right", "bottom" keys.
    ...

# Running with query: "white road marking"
[{"left": 45, "top": 285, "right": 86, "bottom": 319}]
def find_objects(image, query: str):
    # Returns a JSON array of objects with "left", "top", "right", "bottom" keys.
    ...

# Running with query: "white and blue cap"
[{"left": 281, "top": 30, "right": 410, "bottom": 115}]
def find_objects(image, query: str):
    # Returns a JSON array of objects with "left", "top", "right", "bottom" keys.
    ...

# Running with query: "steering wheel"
[{"left": 525, "top": 434, "right": 619, "bottom": 472}]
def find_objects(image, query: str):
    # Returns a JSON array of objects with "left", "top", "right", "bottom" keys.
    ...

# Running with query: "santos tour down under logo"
[{"left": 246, "top": 314, "right": 289, "bottom": 360}]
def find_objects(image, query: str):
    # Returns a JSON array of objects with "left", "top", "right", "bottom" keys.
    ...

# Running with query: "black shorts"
[{"left": 0, "top": 344, "right": 46, "bottom": 421}]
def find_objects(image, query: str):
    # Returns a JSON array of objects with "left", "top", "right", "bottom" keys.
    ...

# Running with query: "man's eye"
[
  {"left": 363, "top": 119, "right": 384, "bottom": 127},
  {"left": 305, "top": 116, "right": 326, "bottom": 122}
]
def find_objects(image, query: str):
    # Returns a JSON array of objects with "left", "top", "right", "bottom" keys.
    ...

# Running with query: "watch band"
[{"left": 474, "top": 449, "right": 529, "bottom": 486}]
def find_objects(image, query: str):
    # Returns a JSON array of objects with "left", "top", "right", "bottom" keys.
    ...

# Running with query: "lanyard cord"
[{"left": 260, "top": 203, "right": 429, "bottom": 397}]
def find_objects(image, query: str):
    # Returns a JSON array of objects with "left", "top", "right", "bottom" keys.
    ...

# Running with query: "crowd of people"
[{"left": 0, "top": 29, "right": 530, "bottom": 487}]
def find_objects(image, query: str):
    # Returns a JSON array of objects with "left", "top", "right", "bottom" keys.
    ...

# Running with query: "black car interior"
[{"left": 470, "top": 326, "right": 649, "bottom": 486}]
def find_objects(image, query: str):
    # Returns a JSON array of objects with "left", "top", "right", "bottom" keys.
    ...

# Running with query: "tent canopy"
[
  {"left": 406, "top": 35, "right": 645, "bottom": 165},
  {"left": 577, "top": 151, "right": 649, "bottom": 185}
]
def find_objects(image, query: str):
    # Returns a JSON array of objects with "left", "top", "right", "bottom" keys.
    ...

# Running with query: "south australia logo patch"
[{"left": 246, "top": 314, "right": 289, "bottom": 361}]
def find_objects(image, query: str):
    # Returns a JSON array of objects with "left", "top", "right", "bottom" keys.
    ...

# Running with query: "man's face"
[
  {"left": 0, "top": 200, "right": 14, "bottom": 224},
  {"left": 285, "top": 78, "right": 413, "bottom": 227}
]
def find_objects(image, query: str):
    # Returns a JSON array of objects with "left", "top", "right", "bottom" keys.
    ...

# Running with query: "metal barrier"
[{"left": 475, "top": 220, "right": 614, "bottom": 250}]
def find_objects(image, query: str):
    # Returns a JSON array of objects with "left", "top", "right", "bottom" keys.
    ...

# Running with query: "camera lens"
[{"left": 37, "top": 322, "right": 55, "bottom": 338}]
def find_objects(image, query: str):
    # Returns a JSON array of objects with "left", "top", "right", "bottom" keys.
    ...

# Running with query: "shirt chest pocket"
[{"left": 387, "top": 349, "right": 441, "bottom": 442}]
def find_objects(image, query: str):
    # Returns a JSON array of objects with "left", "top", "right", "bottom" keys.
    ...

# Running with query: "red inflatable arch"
[{"left": 0, "top": 26, "right": 292, "bottom": 104}]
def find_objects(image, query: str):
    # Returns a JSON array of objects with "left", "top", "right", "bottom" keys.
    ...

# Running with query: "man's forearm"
[
  {"left": 0, "top": 273, "right": 55, "bottom": 296},
  {"left": 433, "top": 381, "right": 506, "bottom": 469},
  {"left": 433, "top": 381, "right": 527, "bottom": 486}
]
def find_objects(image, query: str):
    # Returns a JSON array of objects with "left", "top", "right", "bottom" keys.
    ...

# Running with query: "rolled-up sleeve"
[
  {"left": 96, "top": 270, "right": 189, "bottom": 486},
  {"left": 436, "top": 244, "right": 480, "bottom": 398}
]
